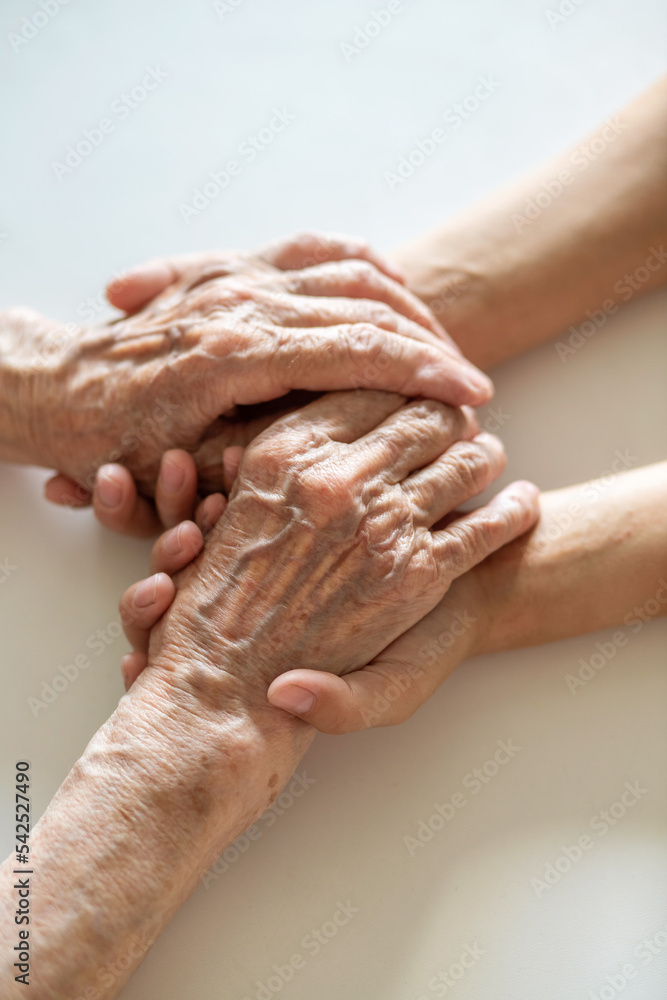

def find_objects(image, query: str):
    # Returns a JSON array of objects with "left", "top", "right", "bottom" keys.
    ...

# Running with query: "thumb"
[
  {"left": 106, "top": 257, "right": 188, "bottom": 313},
  {"left": 106, "top": 251, "right": 231, "bottom": 313},
  {"left": 266, "top": 664, "right": 423, "bottom": 734}
]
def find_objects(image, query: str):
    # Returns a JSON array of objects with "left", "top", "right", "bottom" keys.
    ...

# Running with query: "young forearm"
[
  {"left": 475, "top": 461, "right": 667, "bottom": 655},
  {"left": 0, "top": 669, "right": 312, "bottom": 999},
  {"left": 393, "top": 78, "right": 667, "bottom": 370}
]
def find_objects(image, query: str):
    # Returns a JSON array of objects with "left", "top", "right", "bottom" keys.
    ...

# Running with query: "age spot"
[{"left": 268, "top": 773, "right": 279, "bottom": 788}]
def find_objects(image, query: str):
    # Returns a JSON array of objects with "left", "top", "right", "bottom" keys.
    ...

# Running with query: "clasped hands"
[{"left": 4, "top": 231, "right": 538, "bottom": 734}]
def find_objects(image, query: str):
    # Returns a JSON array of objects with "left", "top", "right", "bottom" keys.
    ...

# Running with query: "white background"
[{"left": 1, "top": 1, "right": 666, "bottom": 998}]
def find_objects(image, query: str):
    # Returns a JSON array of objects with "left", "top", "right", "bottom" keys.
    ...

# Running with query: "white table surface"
[{"left": 1, "top": 2, "right": 666, "bottom": 998}]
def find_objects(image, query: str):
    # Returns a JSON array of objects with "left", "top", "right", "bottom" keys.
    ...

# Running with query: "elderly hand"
[
  {"left": 35, "top": 233, "right": 491, "bottom": 535},
  {"left": 105, "top": 231, "right": 409, "bottom": 313},
  {"left": 5, "top": 233, "right": 492, "bottom": 525},
  {"left": 119, "top": 391, "right": 538, "bottom": 713}
]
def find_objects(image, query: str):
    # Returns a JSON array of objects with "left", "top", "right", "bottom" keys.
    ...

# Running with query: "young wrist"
[{"left": 392, "top": 236, "right": 502, "bottom": 363}]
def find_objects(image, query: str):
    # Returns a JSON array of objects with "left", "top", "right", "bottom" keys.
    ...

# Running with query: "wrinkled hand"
[
  {"left": 265, "top": 518, "right": 509, "bottom": 732},
  {"left": 32, "top": 232, "right": 492, "bottom": 523},
  {"left": 105, "top": 231, "right": 408, "bottom": 314},
  {"left": 121, "top": 391, "right": 538, "bottom": 714}
]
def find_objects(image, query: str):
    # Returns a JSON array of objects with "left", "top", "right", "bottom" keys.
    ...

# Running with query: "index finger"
[
  {"left": 262, "top": 324, "right": 492, "bottom": 407},
  {"left": 283, "top": 259, "right": 450, "bottom": 342},
  {"left": 253, "top": 390, "right": 405, "bottom": 449},
  {"left": 257, "top": 230, "right": 405, "bottom": 284}
]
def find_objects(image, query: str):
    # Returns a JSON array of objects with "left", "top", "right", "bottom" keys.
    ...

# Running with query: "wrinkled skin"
[
  {"left": 146, "top": 389, "right": 535, "bottom": 708},
  {"left": 13, "top": 237, "right": 491, "bottom": 499}
]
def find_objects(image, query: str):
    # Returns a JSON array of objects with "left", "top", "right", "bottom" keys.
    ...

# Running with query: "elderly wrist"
[
  {"left": 0, "top": 308, "right": 73, "bottom": 466},
  {"left": 139, "top": 653, "right": 314, "bottom": 788}
]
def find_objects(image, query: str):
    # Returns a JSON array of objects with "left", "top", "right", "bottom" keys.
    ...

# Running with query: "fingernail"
[
  {"left": 465, "top": 372, "right": 494, "bottom": 401},
  {"left": 97, "top": 470, "right": 123, "bottom": 509},
  {"left": 134, "top": 575, "right": 158, "bottom": 608},
  {"left": 270, "top": 685, "right": 316, "bottom": 715},
  {"left": 161, "top": 456, "right": 185, "bottom": 493},
  {"left": 163, "top": 523, "right": 184, "bottom": 556},
  {"left": 508, "top": 482, "right": 540, "bottom": 507}
]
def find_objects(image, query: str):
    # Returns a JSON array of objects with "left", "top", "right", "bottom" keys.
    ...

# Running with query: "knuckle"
[
  {"left": 243, "top": 439, "right": 359, "bottom": 529},
  {"left": 347, "top": 259, "right": 379, "bottom": 287},
  {"left": 192, "top": 279, "right": 246, "bottom": 314},
  {"left": 343, "top": 234, "right": 371, "bottom": 256},
  {"left": 374, "top": 430, "right": 406, "bottom": 469},
  {"left": 291, "top": 230, "right": 322, "bottom": 254},
  {"left": 344, "top": 323, "right": 389, "bottom": 367},
  {"left": 494, "top": 496, "right": 525, "bottom": 536},
  {"left": 464, "top": 512, "right": 505, "bottom": 555},
  {"left": 410, "top": 399, "right": 456, "bottom": 434},
  {"left": 298, "top": 463, "right": 356, "bottom": 514},
  {"left": 294, "top": 467, "right": 363, "bottom": 536},
  {"left": 363, "top": 302, "right": 398, "bottom": 328},
  {"left": 184, "top": 263, "right": 231, "bottom": 292},
  {"left": 447, "top": 528, "right": 480, "bottom": 569},
  {"left": 448, "top": 441, "right": 493, "bottom": 495},
  {"left": 243, "top": 437, "right": 289, "bottom": 479},
  {"left": 202, "top": 317, "right": 251, "bottom": 362},
  {"left": 286, "top": 230, "right": 335, "bottom": 268}
]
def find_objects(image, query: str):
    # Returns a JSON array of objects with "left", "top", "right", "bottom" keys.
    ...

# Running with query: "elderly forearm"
[
  {"left": 0, "top": 308, "right": 66, "bottom": 465},
  {"left": 0, "top": 670, "right": 312, "bottom": 999},
  {"left": 393, "top": 77, "right": 667, "bottom": 369}
]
